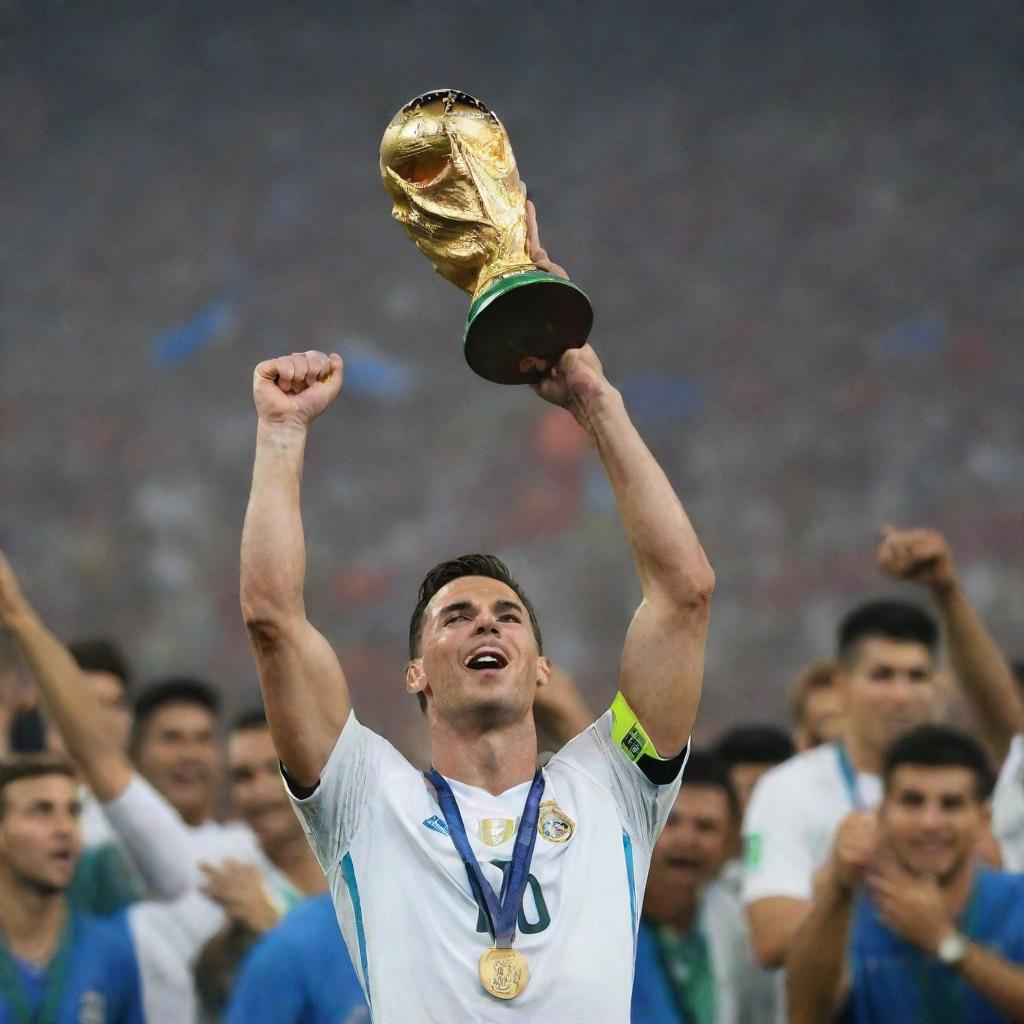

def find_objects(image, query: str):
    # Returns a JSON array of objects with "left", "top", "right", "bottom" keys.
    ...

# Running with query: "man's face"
[
  {"left": 410, "top": 576, "right": 549, "bottom": 726},
  {"left": 46, "top": 671, "right": 133, "bottom": 759},
  {"left": 644, "top": 785, "right": 733, "bottom": 923},
  {"left": 228, "top": 726, "right": 298, "bottom": 850},
  {"left": 797, "top": 685, "right": 846, "bottom": 750},
  {"left": 0, "top": 774, "right": 81, "bottom": 893},
  {"left": 133, "top": 703, "right": 221, "bottom": 826},
  {"left": 842, "top": 638, "right": 937, "bottom": 755},
  {"left": 881, "top": 764, "right": 983, "bottom": 882}
]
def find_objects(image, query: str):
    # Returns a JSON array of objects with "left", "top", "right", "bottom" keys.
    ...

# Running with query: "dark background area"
[{"left": 2, "top": 0, "right": 1022, "bottom": 759}]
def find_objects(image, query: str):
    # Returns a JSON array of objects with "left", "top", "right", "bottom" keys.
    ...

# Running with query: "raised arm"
[
  {"left": 877, "top": 526, "right": 1023, "bottom": 765},
  {"left": 527, "top": 209, "right": 712, "bottom": 755},
  {"left": 0, "top": 551, "right": 132, "bottom": 800},
  {"left": 785, "top": 811, "right": 876, "bottom": 1023},
  {"left": 0, "top": 551, "right": 197, "bottom": 899},
  {"left": 240, "top": 351, "right": 350, "bottom": 787}
]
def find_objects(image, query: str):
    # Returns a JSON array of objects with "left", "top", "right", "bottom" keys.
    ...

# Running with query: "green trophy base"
[{"left": 463, "top": 271, "right": 594, "bottom": 385}]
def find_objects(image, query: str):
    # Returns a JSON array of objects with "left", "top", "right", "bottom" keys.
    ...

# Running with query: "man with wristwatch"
[{"left": 787, "top": 724, "right": 1024, "bottom": 1024}]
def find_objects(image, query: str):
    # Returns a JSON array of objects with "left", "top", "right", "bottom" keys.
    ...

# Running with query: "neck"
[
  {"left": 265, "top": 829, "right": 328, "bottom": 895},
  {"left": 941, "top": 859, "right": 975, "bottom": 919},
  {"left": 430, "top": 713, "right": 538, "bottom": 795},
  {"left": 0, "top": 871, "right": 67, "bottom": 964},
  {"left": 843, "top": 729, "right": 883, "bottom": 775}
]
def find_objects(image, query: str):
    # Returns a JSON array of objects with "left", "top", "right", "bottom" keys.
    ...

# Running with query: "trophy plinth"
[
  {"left": 380, "top": 90, "right": 593, "bottom": 385},
  {"left": 465, "top": 270, "right": 593, "bottom": 385}
]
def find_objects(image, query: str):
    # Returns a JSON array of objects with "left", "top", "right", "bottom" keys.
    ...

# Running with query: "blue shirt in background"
[
  {"left": 840, "top": 867, "right": 1024, "bottom": 1024},
  {"left": 225, "top": 893, "right": 368, "bottom": 1024},
  {"left": 0, "top": 908, "right": 144, "bottom": 1024},
  {"left": 632, "top": 919, "right": 690, "bottom": 1024}
]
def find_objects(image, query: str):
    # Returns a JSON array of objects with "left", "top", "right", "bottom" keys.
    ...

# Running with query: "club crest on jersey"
[
  {"left": 78, "top": 991, "right": 106, "bottom": 1024},
  {"left": 537, "top": 802, "right": 575, "bottom": 844},
  {"left": 478, "top": 817, "right": 518, "bottom": 846}
]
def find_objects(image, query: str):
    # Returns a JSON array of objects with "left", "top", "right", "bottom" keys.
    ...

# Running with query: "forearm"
[
  {"left": 785, "top": 877, "right": 854, "bottom": 1024},
  {"left": 240, "top": 421, "right": 309, "bottom": 628},
  {"left": 934, "top": 581, "right": 1022, "bottom": 763},
  {"left": 581, "top": 389, "right": 713, "bottom": 606},
  {"left": 4, "top": 608, "right": 130, "bottom": 801},
  {"left": 956, "top": 942, "right": 1024, "bottom": 1021}
]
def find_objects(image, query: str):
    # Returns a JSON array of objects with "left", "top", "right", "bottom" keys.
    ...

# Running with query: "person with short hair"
[
  {"left": 712, "top": 725, "right": 795, "bottom": 817},
  {"left": 743, "top": 527, "right": 1023, "bottom": 973},
  {"left": 0, "top": 757, "right": 145, "bottom": 1023},
  {"left": 632, "top": 751, "right": 778, "bottom": 1024},
  {"left": 787, "top": 724, "right": 1024, "bottom": 1024},
  {"left": 239, "top": 210, "right": 714, "bottom": 1019},
  {"left": 789, "top": 658, "right": 844, "bottom": 751}
]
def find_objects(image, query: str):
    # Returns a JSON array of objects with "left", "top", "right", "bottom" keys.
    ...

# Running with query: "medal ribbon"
[
  {"left": 0, "top": 908, "right": 75, "bottom": 1024},
  {"left": 425, "top": 768, "right": 544, "bottom": 946},
  {"left": 835, "top": 742, "right": 866, "bottom": 811}
]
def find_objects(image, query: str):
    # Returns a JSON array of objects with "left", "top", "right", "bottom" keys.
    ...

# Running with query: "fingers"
[{"left": 254, "top": 351, "right": 343, "bottom": 395}]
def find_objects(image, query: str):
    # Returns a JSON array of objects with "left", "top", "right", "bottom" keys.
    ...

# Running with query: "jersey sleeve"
[
  {"left": 741, "top": 767, "right": 816, "bottom": 904},
  {"left": 550, "top": 709, "right": 687, "bottom": 851},
  {"left": 283, "top": 710, "right": 406, "bottom": 872},
  {"left": 101, "top": 773, "right": 198, "bottom": 900}
]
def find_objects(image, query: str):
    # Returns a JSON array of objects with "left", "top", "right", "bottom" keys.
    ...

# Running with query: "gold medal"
[
  {"left": 479, "top": 946, "right": 529, "bottom": 1000},
  {"left": 537, "top": 801, "right": 575, "bottom": 844}
]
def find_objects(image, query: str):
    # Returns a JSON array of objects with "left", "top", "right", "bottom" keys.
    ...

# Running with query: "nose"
[
  {"left": 474, "top": 615, "right": 501, "bottom": 636},
  {"left": 889, "top": 675, "right": 919, "bottom": 709}
]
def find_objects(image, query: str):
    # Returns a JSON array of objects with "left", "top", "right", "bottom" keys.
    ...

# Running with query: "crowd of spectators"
[{"left": 0, "top": 523, "right": 1022, "bottom": 1022}]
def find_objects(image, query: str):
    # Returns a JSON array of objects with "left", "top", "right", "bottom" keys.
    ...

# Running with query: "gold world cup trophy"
[{"left": 380, "top": 90, "right": 593, "bottom": 385}]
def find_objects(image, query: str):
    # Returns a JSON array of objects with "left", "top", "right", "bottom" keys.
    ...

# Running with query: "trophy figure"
[{"left": 380, "top": 90, "right": 593, "bottom": 385}]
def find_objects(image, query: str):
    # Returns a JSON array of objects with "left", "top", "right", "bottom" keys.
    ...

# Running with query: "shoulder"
[
  {"left": 746, "top": 745, "right": 837, "bottom": 808},
  {"left": 73, "top": 909, "right": 138, "bottom": 963},
  {"left": 254, "top": 895, "right": 342, "bottom": 964}
]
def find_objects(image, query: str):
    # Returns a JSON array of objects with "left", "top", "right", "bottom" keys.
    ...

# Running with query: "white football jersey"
[{"left": 287, "top": 709, "right": 685, "bottom": 1023}]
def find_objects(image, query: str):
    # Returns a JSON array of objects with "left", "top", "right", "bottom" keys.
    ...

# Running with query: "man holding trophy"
[{"left": 239, "top": 91, "right": 714, "bottom": 1021}]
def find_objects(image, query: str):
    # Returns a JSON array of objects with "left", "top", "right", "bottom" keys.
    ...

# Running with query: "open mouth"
[{"left": 464, "top": 649, "right": 509, "bottom": 671}]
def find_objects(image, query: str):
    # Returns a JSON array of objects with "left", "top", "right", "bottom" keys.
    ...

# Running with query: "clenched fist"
[
  {"left": 877, "top": 526, "right": 957, "bottom": 592},
  {"left": 252, "top": 351, "right": 343, "bottom": 429},
  {"left": 828, "top": 810, "right": 879, "bottom": 892}
]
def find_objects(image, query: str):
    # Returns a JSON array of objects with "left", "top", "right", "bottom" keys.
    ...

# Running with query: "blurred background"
[{"left": 2, "top": 0, "right": 1022, "bottom": 759}]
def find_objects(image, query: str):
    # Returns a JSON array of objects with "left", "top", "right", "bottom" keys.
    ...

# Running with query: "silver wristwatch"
[{"left": 936, "top": 930, "right": 968, "bottom": 966}]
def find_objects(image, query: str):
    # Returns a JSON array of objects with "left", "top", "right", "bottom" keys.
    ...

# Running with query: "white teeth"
[{"left": 467, "top": 653, "right": 504, "bottom": 669}]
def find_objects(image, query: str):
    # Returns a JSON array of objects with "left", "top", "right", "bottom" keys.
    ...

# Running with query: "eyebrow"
[{"left": 438, "top": 599, "right": 524, "bottom": 617}]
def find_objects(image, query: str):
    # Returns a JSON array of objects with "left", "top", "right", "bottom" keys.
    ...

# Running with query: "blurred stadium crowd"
[{"left": 1, "top": 0, "right": 1022, "bottom": 1021}]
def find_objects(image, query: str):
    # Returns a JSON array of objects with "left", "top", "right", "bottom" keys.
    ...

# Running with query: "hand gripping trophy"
[{"left": 380, "top": 90, "right": 593, "bottom": 384}]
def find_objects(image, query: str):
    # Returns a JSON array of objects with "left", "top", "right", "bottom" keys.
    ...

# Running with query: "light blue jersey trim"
[
  {"left": 342, "top": 852, "right": 372, "bottom": 1011},
  {"left": 622, "top": 830, "right": 637, "bottom": 944}
]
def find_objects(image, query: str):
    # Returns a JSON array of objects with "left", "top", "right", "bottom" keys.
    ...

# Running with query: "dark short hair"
[
  {"left": 68, "top": 638, "right": 132, "bottom": 694},
  {"left": 678, "top": 750, "right": 740, "bottom": 822},
  {"left": 231, "top": 708, "right": 268, "bottom": 733},
  {"left": 713, "top": 725, "right": 795, "bottom": 768},
  {"left": 838, "top": 600, "right": 939, "bottom": 667},
  {"left": 133, "top": 677, "right": 221, "bottom": 734},
  {"left": 0, "top": 756, "right": 77, "bottom": 816},
  {"left": 883, "top": 724, "right": 994, "bottom": 800},
  {"left": 408, "top": 555, "right": 543, "bottom": 712}
]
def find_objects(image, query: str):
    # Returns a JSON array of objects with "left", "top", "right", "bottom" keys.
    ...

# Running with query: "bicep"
[
  {"left": 246, "top": 613, "right": 351, "bottom": 786},
  {"left": 619, "top": 595, "right": 708, "bottom": 755},
  {"left": 747, "top": 897, "right": 810, "bottom": 968}
]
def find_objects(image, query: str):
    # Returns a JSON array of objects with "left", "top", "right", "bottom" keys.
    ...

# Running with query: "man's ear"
[
  {"left": 406, "top": 659, "right": 426, "bottom": 695},
  {"left": 535, "top": 656, "right": 551, "bottom": 689}
]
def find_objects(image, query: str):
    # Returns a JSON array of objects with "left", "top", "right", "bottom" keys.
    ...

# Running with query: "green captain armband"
[{"left": 609, "top": 692, "right": 689, "bottom": 784}]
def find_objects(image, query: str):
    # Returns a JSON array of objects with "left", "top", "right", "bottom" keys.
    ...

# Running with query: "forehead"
[
  {"left": 888, "top": 764, "right": 977, "bottom": 798},
  {"left": 4, "top": 773, "right": 77, "bottom": 807},
  {"left": 228, "top": 727, "right": 275, "bottom": 765},
  {"left": 850, "top": 637, "right": 934, "bottom": 672},
  {"left": 426, "top": 576, "right": 523, "bottom": 618},
  {"left": 671, "top": 784, "right": 731, "bottom": 822},
  {"left": 146, "top": 702, "right": 216, "bottom": 732}
]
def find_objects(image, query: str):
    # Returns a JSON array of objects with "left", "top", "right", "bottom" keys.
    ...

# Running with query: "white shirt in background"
[
  {"left": 742, "top": 741, "right": 882, "bottom": 905},
  {"left": 993, "top": 734, "right": 1024, "bottom": 871}
]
